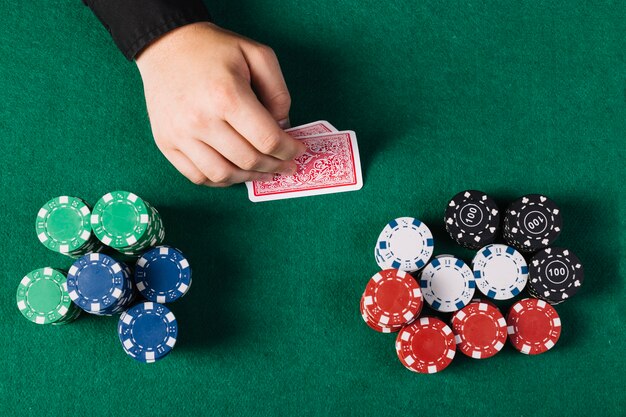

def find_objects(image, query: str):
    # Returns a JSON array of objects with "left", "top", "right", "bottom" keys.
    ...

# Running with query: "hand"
[{"left": 135, "top": 22, "right": 306, "bottom": 187}]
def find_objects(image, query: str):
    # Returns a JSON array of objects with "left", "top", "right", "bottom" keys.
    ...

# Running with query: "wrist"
[{"left": 135, "top": 21, "right": 215, "bottom": 69}]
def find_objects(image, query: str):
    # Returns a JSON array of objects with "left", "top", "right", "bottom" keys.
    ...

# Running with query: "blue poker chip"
[
  {"left": 471, "top": 244, "right": 529, "bottom": 300},
  {"left": 374, "top": 217, "right": 434, "bottom": 273},
  {"left": 420, "top": 255, "right": 475, "bottom": 312},
  {"left": 66, "top": 253, "right": 134, "bottom": 315},
  {"left": 134, "top": 246, "right": 192, "bottom": 303},
  {"left": 118, "top": 301, "right": 178, "bottom": 363}
]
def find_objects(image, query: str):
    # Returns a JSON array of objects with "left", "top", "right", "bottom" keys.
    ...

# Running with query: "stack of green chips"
[
  {"left": 16, "top": 268, "right": 81, "bottom": 325},
  {"left": 35, "top": 196, "right": 104, "bottom": 258},
  {"left": 90, "top": 191, "right": 165, "bottom": 257}
]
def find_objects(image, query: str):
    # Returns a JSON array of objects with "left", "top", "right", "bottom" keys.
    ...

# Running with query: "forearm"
[{"left": 82, "top": 0, "right": 211, "bottom": 60}]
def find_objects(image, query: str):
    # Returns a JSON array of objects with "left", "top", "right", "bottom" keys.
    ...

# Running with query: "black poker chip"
[
  {"left": 503, "top": 194, "right": 562, "bottom": 252},
  {"left": 527, "top": 247, "right": 584, "bottom": 304},
  {"left": 444, "top": 190, "right": 500, "bottom": 250}
]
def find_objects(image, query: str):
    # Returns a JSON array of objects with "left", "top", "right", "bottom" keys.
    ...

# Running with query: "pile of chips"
[
  {"left": 118, "top": 301, "right": 178, "bottom": 363},
  {"left": 91, "top": 191, "right": 165, "bottom": 257},
  {"left": 503, "top": 194, "right": 562, "bottom": 252},
  {"left": 450, "top": 299, "right": 507, "bottom": 359},
  {"left": 472, "top": 244, "right": 528, "bottom": 300},
  {"left": 396, "top": 317, "right": 456, "bottom": 373},
  {"left": 135, "top": 246, "right": 192, "bottom": 303},
  {"left": 35, "top": 196, "right": 104, "bottom": 258},
  {"left": 116, "top": 245, "right": 191, "bottom": 363},
  {"left": 16, "top": 267, "right": 82, "bottom": 325},
  {"left": 66, "top": 253, "right": 136, "bottom": 315},
  {"left": 445, "top": 190, "right": 500, "bottom": 250},
  {"left": 527, "top": 247, "right": 583, "bottom": 305},
  {"left": 421, "top": 255, "right": 475, "bottom": 311},
  {"left": 18, "top": 192, "right": 191, "bottom": 364},
  {"left": 361, "top": 190, "right": 584, "bottom": 374},
  {"left": 506, "top": 298, "right": 561, "bottom": 355},
  {"left": 375, "top": 217, "right": 434, "bottom": 272},
  {"left": 360, "top": 269, "right": 423, "bottom": 333}
]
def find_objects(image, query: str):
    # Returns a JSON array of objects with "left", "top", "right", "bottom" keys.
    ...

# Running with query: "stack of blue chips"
[
  {"left": 66, "top": 253, "right": 136, "bottom": 315},
  {"left": 113, "top": 245, "right": 191, "bottom": 363},
  {"left": 134, "top": 246, "right": 192, "bottom": 303},
  {"left": 118, "top": 301, "right": 178, "bottom": 363}
]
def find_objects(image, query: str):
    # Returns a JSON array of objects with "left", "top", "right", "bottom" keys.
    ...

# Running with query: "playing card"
[
  {"left": 246, "top": 130, "right": 363, "bottom": 202},
  {"left": 284, "top": 120, "right": 337, "bottom": 137}
]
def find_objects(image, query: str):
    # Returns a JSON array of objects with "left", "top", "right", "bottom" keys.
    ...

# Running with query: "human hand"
[{"left": 135, "top": 22, "right": 306, "bottom": 186}]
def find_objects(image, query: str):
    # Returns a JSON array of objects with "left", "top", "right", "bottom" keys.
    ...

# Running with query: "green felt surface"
[{"left": 1, "top": 1, "right": 625, "bottom": 416}]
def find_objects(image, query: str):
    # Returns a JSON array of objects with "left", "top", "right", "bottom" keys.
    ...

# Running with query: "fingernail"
[{"left": 278, "top": 118, "right": 291, "bottom": 129}]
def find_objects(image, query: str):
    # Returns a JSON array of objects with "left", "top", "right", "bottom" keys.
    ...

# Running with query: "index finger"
[{"left": 225, "top": 83, "right": 306, "bottom": 160}]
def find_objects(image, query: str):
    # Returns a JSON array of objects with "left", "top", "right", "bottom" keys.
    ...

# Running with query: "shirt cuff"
[{"left": 83, "top": 0, "right": 212, "bottom": 60}]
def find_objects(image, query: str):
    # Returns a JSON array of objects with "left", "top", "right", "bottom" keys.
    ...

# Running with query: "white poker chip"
[
  {"left": 374, "top": 217, "right": 434, "bottom": 273},
  {"left": 374, "top": 246, "right": 386, "bottom": 267},
  {"left": 471, "top": 244, "right": 528, "bottom": 300},
  {"left": 420, "top": 256, "right": 475, "bottom": 312}
]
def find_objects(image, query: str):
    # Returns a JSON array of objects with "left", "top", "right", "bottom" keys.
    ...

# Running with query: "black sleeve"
[{"left": 82, "top": 0, "right": 211, "bottom": 61}]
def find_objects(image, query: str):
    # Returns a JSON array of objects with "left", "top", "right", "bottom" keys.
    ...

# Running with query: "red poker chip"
[
  {"left": 506, "top": 298, "right": 561, "bottom": 355},
  {"left": 360, "top": 293, "right": 417, "bottom": 333},
  {"left": 451, "top": 301, "right": 507, "bottom": 359},
  {"left": 363, "top": 269, "right": 423, "bottom": 328},
  {"left": 360, "top": 293, "right": 398, "bottom": 333},
  {"left": 395, "top": 317, "right": 456, "bottom": 373},
  {"left": 469, "top": 297, "right": 498, "bottom": 309}
]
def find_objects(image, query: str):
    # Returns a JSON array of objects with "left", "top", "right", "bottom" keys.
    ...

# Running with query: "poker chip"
[
  {"left": 506, "top": 298, "right": 561, "bottom": 355},
  {"left": 469, "top": 297, "right": 498, "bottom": 309},
  {"left": 420, "top": 256, "right": 475, "bottom": 312},
  {"left": 51, "top": 303, "right": 82, "bottom": 325},
  {"left": 35, "top": 196, "right": 104, "bottom": 258},
  {"left": 374, "top": 217, "right": 434, "bottom": 272},
  {"left": 20, "top": 191, "right": 189, "bottom": 360},
  {"left": 362, "top": 269, "right": 423, "bottom": 329},
  {"left": 91, "top": 191, "right": 165, "bottom": 256},
  {"left": 66, "top": 253, "right": 136, "bottom": 315},
  {"left": 450, "top": 301, "right": 507, "bottom": 359},
  {"left": 374, "top": 247, "right": 386, "bottom": 267},
  {"left": 118, "top": 301, "right": 178, "bottom": 363},
  {"left": 16, "top": 267, "right": 80, "bottom": 325},
  {"left": 472, "top": 244, "right": 528, "bottom": 300},
  {"left": 361, "top": 193, "right": 576, "bottom": 371},
  {"left": 134, "top": 246, "right": 192, "bottom": 303},
  {"left": 503, "top": 194, "right": 562, "bottom": 252},
  {"left": 360, "top": 294, "right": 395, "bottom": 333},
  {"left": 444, "top": 190, "right": 500, "bottom": 249},
  {"left": 395, "top": 317, "right": 456, "bottom": 373},
  {"left": 528, "top": 247, "right": 584, "bottom": 304}
]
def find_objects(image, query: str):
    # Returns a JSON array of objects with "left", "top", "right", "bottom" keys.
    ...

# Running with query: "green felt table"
[{"left": 1, "top": 1, "right": 625, "bottom": 416}]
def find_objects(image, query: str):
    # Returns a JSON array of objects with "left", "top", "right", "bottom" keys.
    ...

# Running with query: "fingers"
[
  {"left": 168, "top": 141, "right": 275, "bottom": 187},
  {"left": 199, "top": 121, "right": 296, "bottom": 175},
  {"left": 240, "top": 43, "right": 291, "bottom": 126},
  {"left": 223, "top": 81, "right": 306, "bottom": 161},
  {"left": 160, "top": 149, "right": 208, "bottom": 186},
  {"left": 140, "top": 22, "right": 306, "bottom": 187}
]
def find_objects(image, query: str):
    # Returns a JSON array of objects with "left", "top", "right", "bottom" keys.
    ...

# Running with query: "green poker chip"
[
  {"left": 16, "top": 268, "right": 73, "bottom": 325},
  {"left": 51, "top": 304, "right": 81, "bottom": 325},
  {"left": 35, "top": 196, "right": 93, "bottom": 255},
  {"left": 91, "top": 191, "right": 151, "bottom": 248},
  {"left": 91, "top": 191, "right": 164, "bottom": 254}
]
